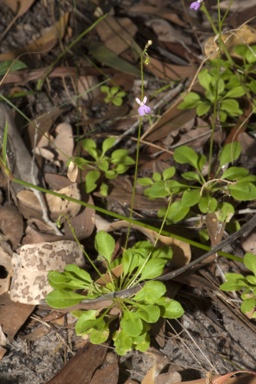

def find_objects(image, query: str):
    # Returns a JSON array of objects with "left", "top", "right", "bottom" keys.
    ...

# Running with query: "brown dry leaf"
[
  {"left": 10, "top": 240, "right": 86, "bottom": 304},
  {"left": 34, "top": 122, "right": 74, "bottom": 168},
  {"left": 77, "top": 75, "right": 99, "bottom": 101},
  {"left": 0, "top": 346, "right": 7, "bottom": 360},
  {"left": 0, "top": 292, "right": 35, "bottom": 341},
  {"left": 127, "top": 4, "right": 186, "bottom": 27},
  {"left": 212, "top": 371, "right": 256, "bottom": 384},
  {"left": 204, "top": 25, "right": 256, "bottom": 58},
  {"left": 0, "top": 204, "right": 23, "bottom": 248},
  {"left": 96, "top": 15, "right": 138, "bottom": 56},
  {"left": 90, "top": 352, "right": 119, "bottom": 384},
  {"left": 0, "top": 325, "right": 7, "bottom": 347},
  {"left": 27, "top": 107, "right": 63, "bottom": 149},
  {"left": 146, "top": 19, "right": 191, "bottom": 44},
  {"left": 0, "top": 0, "right": 35, "bottom": 16},
  {"left": 147, "top": 58, "right": 196, "bottom": 81},
  {"left": 142, "top": 366, "right": 157, "bottom": 384},
  {"left": 0, "top": 236, "right": 12, "bottom": 295},
  {"left": 168, "top": 372, "right": 256, "bottom": 384},
  {"left": 219, "top": 0, "right": 255, "bottom": 11},
  {"left": 141, "top": 106, "right": 196, "bottom": 143},
  {"left": 20, "top": 324, "right": 50, "bottom": 342},
  {"left": 45, "top": 343, "right": 107, "bottom": 384},
  {"left": 0, "top": 12, "right": 69, "bottom": 61},
  {"left": 17, "top": 183, "right": 81, "bottom": 221}
]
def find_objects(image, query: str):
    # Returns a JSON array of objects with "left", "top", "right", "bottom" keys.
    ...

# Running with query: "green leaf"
[
  {"left": 181, "top": 189, "right": 201, "bottom": 207},
  {"left": 246, "top": 275, "right": 256, "bottom": 285},
  {"left": 198, "top": 195, "right": 218, "bottom": 213},
  {"left": 89, "top": 326, "right": 109, "bottom": 344},
  {"left": 244, "top": 253, "right": 256, "bottom": 276},
  {"left": 157, "top": 298, "right": 184, "bottom": 319},
  {"left": 164, "top": 201, "right": 189, "bottom": 224},
  {"left": 47, "top": 271, "right": 87, "bottom": 290},
  {"left": 82, "top": 138, "right": 98, "bottom": 158},
  {"left": 99, "top": 182, "right": 108, "bottom": 196},
  {"left": 196, "top": 102, "right": 211, "bottom": 116},
  {"left": 113, "top": 329, "right": 133, "bottom": 355},
  {"left": 144, "top": 180, "right": 170, "bottom": 198},
  {"left": 64, "top": 264, "right": 92, "bottom": 284},
  {"left": 112, "top": 97, "right": 123, "bottom": 106},
  {"left": 45, "top": 290, "right": 85, "bottom": 309},
  {"left": 85, "top": 170, "right": 100, "bottom": 193},
  {"left": 95, "top": 231, "right": 115, "bottom": 264},
  {"left": 133, "top": 281, "right": 166, "bottom": 303},
  {"left": 218, "top": 142, "right": 241, "bottom": 167},
  {"left": 0, "top": 60, "right": 27, "bottom": 75},
  {"left": 241, "top": 297, "right": 256, "bottom": 314},
  {"left": 216, "top": 202, "right": 234, "bottom": 222},
  {"left": 102, "top": 137, "right": 115, "bottom": 155},
  {"left": 138, "top": 177, "right": 153, "bottom": 186},
  {"left": 76, "top": 316, "right": 105, "bottom": 335},
  {"left": 163, "top": 166, "right": 175, "bottom": 180},
  {"left": 97, "top": 158, "right": 109, "bottom": 172},
  {"left": 221, "top": 166, "right": 249, "bottom": 180},
  {"left": 178, "top": 92, "right": 201, "bottom": 110},
  {"left": 228, "top": 182, "right": 256, "bottom": 201},
  {"left": 120, "top": 311, "right": 143, "bottom": 337},
  {"left": 198, "top": 69, "right": 213, "bottom": 91},
  {"left": 220, "top": 99, "right": 242, "bottom": 116},
  {"left": 224, "top": 86, "right": 245, "bottom": 98},
  {"left": 245, "top": 46, "right": 256, "bottom": 63},
  {"left": 133, "top": 332, "right": 150, "bottom": 352},
  {"left": 139, "top": 259, "right": 166, "bottom": 280},
  {"left": 174, "top": 146, "right": 200, "bottom": 171},
  {"left": 111, "top": 149, "right": 129, "bottom": 163},
  {"left": 122, "top": 251, "right": 141, "bottom": 277},
  {"left": 182, "top": 171, "right": 202, "bottom": 183},
  {"left": 100, "top": 85, "right": 110, "bottom": 94},
  {"left": 136, "top": 304, "right": 160, "bottom": 323}
]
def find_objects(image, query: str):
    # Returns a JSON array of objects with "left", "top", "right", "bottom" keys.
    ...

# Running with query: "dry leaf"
[
  {"left": 10, "top": 240, "right": 86, "bottom": 304},
  {"left": 204, "top": 25, "right": 256, "bottom": 58},
  {"left": 0, "top": 0, "right": 35, "bottom": 16},
  {"left": 0, "top": 13, "right": 69, "bottom": 61},
  {"left": 0, "top": 236, "right": 13, "bottom": 295},
  {"left": 17, "top": 183, "right": 81, "bottom": 220},
  {"left": 34, "top": 122, "right": 74, "bottom": 168},
  {"left": 96, "top": 15, "right": 138, "bottom": 55},
  {"left": 0, "top": 204, "right": 23, "bottom": 248},
  {"left": 146, "top": 19, "right": 191, "bottom": 44}
]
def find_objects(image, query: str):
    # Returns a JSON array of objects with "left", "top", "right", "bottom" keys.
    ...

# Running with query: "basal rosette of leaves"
[
  {"left": 45, "top": 231, "right": 184, "bottom": 355},
  {"left": 138, "top": 142, "right": 256, "bottom": 225},
  {"left": 220, "top": 253, "right": 256, "bottom": 319},
  {"left": 70, "top": 137, "right": 135, "bottom": 196},
  {"left": 178, "top": 45, "right": 256, "bottom": 123}
]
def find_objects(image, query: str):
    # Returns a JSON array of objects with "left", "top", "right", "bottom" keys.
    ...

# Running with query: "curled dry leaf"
[
  {"left": 17, "top": 183, "right": 81, "bottom": 221},
  {"left": 0, "top": 204, "right": 23, "bottom": 248},
  {"left": 10, "top": 240, "right": 85, "bottom": 304},
  {"left": 34, "top": 122, "right": 74, "bottom": 168},
  {"left": 0, "top": 0, "right": 35, "bottom": 16},
  {"left": 0, "top": 236, "right": 13, "bottom": 295}
]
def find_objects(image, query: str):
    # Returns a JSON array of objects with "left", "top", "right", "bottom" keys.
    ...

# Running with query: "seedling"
[
  {"left": 220, "top": 253, "right": 256, "bottom": 318},
  {"left": 71, "top": 137, "right": 135, "bottom": 195},
  {"left": 100, "top": 85, "right": 126, "bottom": 106},
  {"left": 45, "top": 231, "right": 184, "bottom": 355},
  {"left": 138, "top": 142, "right": 256, "bottom": 224}
]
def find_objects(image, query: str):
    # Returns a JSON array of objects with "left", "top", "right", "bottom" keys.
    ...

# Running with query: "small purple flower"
[
  {"left": 135, "top": 96, "right": 151, "bottom": 116},
  {"left": 190, "top": 0, "right": 203, "bottom": 10}
]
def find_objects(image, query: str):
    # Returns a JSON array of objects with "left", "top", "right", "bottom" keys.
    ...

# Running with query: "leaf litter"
[{"left": 0, "top": 0, "right": 255, "bottom": 383}]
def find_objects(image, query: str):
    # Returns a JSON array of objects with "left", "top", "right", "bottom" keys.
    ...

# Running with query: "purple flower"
[
  {"left": 190, "top": 0, "right": 202, "bottom": 10},
  {"left": 135, "top": 96, "right": 151, "bottom": 116}
]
